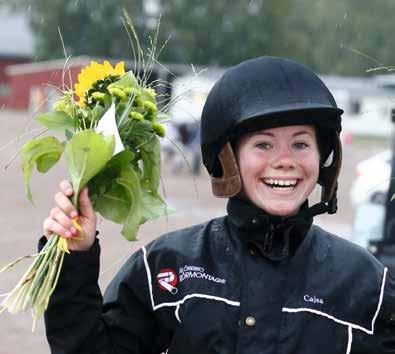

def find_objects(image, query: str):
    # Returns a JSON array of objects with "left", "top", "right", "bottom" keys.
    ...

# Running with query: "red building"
[{"left": 4, "top": 57, "right": 92, "bottom": 111}]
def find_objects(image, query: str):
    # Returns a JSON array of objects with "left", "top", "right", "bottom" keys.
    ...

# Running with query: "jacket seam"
[
  {"left": 142, "top": 246, "right": 155, "bottom": 310},
  {"left": 346, "top": 326, "right": 353, "bottom": 354}
]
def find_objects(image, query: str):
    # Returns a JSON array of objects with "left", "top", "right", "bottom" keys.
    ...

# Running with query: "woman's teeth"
[{"left": 263, "top": 178, "right": 298, "bottom": 188}]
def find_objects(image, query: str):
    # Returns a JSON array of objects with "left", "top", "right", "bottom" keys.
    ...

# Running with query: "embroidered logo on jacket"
[
  {"left": 304, "top": 294, "right": 324, "bottom": 304},
  {"left": 157, "top": 268, "right": 178, "bottom": 294},
  {"left": 179, "top": 265, "right": 226, "bottom": 284}
]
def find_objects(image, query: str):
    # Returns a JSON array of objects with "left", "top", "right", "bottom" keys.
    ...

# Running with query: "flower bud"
[
  {"left": 152, "top": 122, "right": 166, "bottom": 137},
  {"left": 108, "top": 86, "right": 126, "bottom": 100},
  {"left": 91, "top": 92, "right": 107, "bottom": 100},
  {"left": 143, "top": 101, "right": 158, "bottom": 113},
  {"left": 129, "top": 111, "right": 144, "bottom": 121}
]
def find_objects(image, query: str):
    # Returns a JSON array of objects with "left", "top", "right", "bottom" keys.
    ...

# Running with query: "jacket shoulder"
[
  {"left": 145, "top": 216, "right": 227, "bottom": 257},
  {"left": 311, "top": 224, "right": 384, "bottom": 271}
]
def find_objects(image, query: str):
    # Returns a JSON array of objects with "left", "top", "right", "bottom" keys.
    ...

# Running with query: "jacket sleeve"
[
  {"left": 42, "top": 237, "right": 168, "bottom": 354},
  {"left": 353, "top": 270, "right": 395, "bottom": 354}
]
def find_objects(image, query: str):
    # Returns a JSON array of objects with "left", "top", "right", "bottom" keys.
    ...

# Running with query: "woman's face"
[{"left": 235, "top": 125, "right": 320, "bottom": 216}]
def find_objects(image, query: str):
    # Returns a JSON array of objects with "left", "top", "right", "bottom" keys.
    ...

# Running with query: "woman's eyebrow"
[
  {"left": 252, "top": 132, "right": 274, "bottom": 137},
  {"left": 252, "top": 131, "right": 312, "bottom": 138},
  {"left": 292, "top": 131, "right": 312, "bottom": 137}
]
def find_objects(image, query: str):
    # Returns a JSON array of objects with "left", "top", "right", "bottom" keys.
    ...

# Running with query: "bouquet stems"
[{"left": 1, "top": 234, "right": 66, "bottom": 330}]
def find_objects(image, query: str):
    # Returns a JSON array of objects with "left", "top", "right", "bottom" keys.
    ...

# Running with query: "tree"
[
  {"left": 5, "top": 0, "right": 148, "bottom": 60},
  {"left": 156, "top": 0, "right": 293, "bottom": 66},
  {"left": 5, "top": 0, "right": 395, "bottom": 75}
]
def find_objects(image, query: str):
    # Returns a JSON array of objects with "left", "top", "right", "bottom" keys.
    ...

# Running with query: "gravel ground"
[{"left": 0, "top": 110, "right": 391, "bottom": 354}]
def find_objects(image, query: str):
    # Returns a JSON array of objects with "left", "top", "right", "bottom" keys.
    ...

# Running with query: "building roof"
[{"left": 0, "top": 7, "right": 34, "bottom": 58}]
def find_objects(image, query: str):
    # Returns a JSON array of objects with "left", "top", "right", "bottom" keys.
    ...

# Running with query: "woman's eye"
[
  {"left": 293, "top": 142, "right": 308, "bottom": 149},
  {"left": 256, "top": 142, "right": 271, "bottom": 150}
]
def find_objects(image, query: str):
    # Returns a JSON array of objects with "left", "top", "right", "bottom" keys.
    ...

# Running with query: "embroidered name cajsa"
[{"left": 304, "top": 294, "right": 324, "bottom": 304}]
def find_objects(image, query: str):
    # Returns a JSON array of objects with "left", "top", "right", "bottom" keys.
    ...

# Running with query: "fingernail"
[
  {"left": 66, "top": 188, "right": 73, "bottom": 195},
  {"left": 65, "top": 231, "right": 72, "bottom": 238},
  {"left": 70, "top": 211, "right": 78, "bottom": 218},
  {"left": 70, "top": 227, "right": 77, "bottom": 235}
]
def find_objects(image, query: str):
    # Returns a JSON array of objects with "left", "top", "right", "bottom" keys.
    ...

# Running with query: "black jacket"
[{"left": 43, "top": 198, "right": 395, "bottom": 354}]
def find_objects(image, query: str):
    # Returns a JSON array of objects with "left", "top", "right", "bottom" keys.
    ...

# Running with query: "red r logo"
[{"left": 157, "top": 268, "right": 178, "bottom": 294}]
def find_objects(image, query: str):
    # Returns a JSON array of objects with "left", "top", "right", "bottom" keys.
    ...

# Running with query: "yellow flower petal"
[
  {"left": 115, "top": 61, "right": 125, "bottom": 75},
  {"left": 74, "top": 60, "right": 126, "bottom": 107}
]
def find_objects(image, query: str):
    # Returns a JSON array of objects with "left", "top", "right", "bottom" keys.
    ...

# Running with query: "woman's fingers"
[
  {"left": 43, "top": 217, "right": 72, "bottom": 239},
  {"left": 49, "top": 207, "right": 75, "bottom": 230},
  {"left": 54, "top": 191, "right": 78, "bottom": 218},
  {"left": 44, "top": 181, "right": 97, "bottom": 250},
  {"left": 59, "top": 180, "right": 73, "bottom": 197}
]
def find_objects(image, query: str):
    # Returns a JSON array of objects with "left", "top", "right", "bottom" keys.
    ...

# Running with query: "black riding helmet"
[{"left": 200, "top": 56, "right": 343, "bottom": 216}]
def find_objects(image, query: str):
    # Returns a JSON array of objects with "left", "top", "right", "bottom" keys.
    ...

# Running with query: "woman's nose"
[{"left": 271, "top": 149, "right": 296, "bottom": 169}]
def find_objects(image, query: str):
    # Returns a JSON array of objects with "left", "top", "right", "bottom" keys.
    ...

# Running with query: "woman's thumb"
[{"left": 78, "top": 186, "right": 95, "bottom": 218}]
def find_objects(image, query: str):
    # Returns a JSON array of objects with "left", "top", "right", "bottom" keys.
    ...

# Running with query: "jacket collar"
[{"left": 226, "top": 197, "right": 313, "bottom": 261}]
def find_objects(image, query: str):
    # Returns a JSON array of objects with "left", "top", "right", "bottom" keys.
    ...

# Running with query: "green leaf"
[
  {"left": 114, "top": 71, "right": 138, "bottom": 89},
  {"left": 36, "top": 111, "right": 74, "bottom": 132},
  {"left": 117, "top": 166, "right": 143, "bottom": 241},
  {"left": 89, "top": 150, "right": 135, "bottom": 223},
  {"left": 141, "top": 190, "right": 174, "bottom": 223},
  {"left": 21, "top": 136, "right": 64, "bottom": 202},
  {"left": 93, "top": 182, "right": 131, "bottom": 223},
  {"left": 139, "top": 135, "right": 161, "bottom": 192},
  {"left": 64, "top": 130, "right": 115, "bottom": 207}
]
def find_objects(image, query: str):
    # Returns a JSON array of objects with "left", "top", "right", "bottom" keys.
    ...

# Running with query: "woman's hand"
[{"left": 43, "top": 180, "right": 97, "bottom": 251}]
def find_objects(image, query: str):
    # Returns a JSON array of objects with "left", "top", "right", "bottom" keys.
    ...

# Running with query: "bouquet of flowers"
[{"left": 0, "top": 15, "right": 170, "bottom": 326}]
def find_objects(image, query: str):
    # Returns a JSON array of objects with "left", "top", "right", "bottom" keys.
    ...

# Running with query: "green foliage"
[
  {"left": 88, "top": 133, "right": 166, "bottom": 241},
  {"left": 116, "top": 166, "right": 144, "bottom": 240},
  {"left": 21, "top": 136, "right": 64, "bottom": 202},
  {"left": 36, "top": 111, "right": 75, "bottom": 132},
  {"left": 139, "top": 135, "right": 161, "bottom": 192},
  {"left": 89, "top": 151, "right": 135, "bottom": 224},
  {"left": 64, "top": 130, "right": 115, "bottom": 206}
]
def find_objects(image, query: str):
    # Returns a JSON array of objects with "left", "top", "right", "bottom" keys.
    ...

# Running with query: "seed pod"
[
  {"left": 91, "top": 92, "right": 107, "bottom": 101},
  {"left": 129, "top": 111, "right": 144, "bottom": 121},
  {"left": 152, "top": 122, "right": 166, "bottom": 137},
  {"left": 144, "top": 111, "right": 157, "bottom": 122},
  {"left": 108, "top": 86, "right": 126, "bottom": 100},
  {"left": 133, "top": 95, "right": 143, "bottom": 107},
  {"left": 143, "top": 101, "right": 158, "bottom": 115}
]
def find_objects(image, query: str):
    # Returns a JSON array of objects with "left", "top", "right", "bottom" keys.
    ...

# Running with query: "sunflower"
[{"left": 74, "top": 60, "right": 125, "bottom": 107}]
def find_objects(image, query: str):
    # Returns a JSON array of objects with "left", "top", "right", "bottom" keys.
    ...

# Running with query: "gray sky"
[{"left": 0, "top": 6, "right": 33, "bottom": 57}]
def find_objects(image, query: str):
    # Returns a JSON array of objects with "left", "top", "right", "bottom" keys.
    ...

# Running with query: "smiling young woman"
[{"left": 41, "top": 56, "right": 395, "bottom": 354}]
